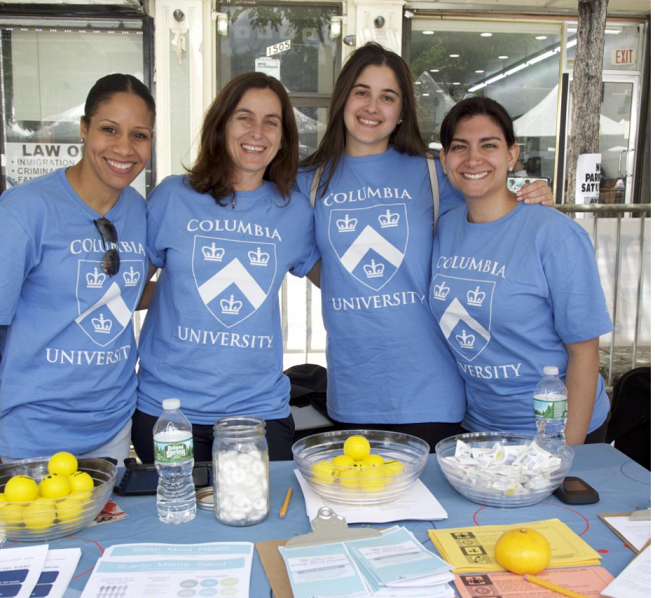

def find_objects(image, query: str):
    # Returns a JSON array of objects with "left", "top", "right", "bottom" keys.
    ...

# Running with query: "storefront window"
[
  {"left": 0, "top": 19, "right": 149, "bottom": 193},
  {"left": 408, "top": 19, "right": 562, "bottom": 189},
  {"left": 216, "top": 3, "right": 340, "bottom": 157}
]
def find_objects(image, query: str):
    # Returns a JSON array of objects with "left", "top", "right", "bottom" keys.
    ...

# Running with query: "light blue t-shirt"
[
  {"left": 295, "top": 148, "right": 466, "bottom": 424},
  {"left": 429, "top": 201, "right": 612, "bottom": 435},
  {"left": 0, "top": 168, "right": 147, "bottom": 458},
  {"left": 136, "top": 176, "right": 317, "bottom": 424}
]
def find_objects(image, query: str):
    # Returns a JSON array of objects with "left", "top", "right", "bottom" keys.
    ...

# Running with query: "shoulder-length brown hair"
[
  {"left": 187, "top": 72, "right": 298, "bottom": 206},
  {"left": 301, "top": 42, "right": 428, "bottom": 195}
]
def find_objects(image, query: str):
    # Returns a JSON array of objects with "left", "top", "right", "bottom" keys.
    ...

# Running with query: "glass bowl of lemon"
[
  {"left": 0, "top": 453, "right": 117, "bottom": 542},
  {"left": 292, "top": 430, "right": 429, "bottom": 505}
]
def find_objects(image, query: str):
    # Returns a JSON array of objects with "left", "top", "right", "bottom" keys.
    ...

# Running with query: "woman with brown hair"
[
  {"left": 295, "top": 43, "right": 553, "bottom": 448},
  {"left": 133, "top": 72, "right": 317, "bottom": 462}
]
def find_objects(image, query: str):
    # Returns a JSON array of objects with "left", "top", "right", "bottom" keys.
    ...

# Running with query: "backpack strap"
[
  {"left": 309, "top": 166, "right": 324, "bottom": 208},
  {"left": 427, "top": 153, "right": 440, "bottom": 235}
]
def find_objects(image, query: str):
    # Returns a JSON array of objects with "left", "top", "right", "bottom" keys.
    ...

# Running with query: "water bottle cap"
[
  {"left": 543, "top": 366, "right": 559, "bottom": 376},
  {"left": 162, "top": 398, "right": 180, "bottom": 410}
]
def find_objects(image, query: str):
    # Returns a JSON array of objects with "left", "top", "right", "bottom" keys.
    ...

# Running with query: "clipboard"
[
  {"left": 256, "top": 507, "right": 382, "bottom": 598},
  {"left": 599, "top": 512, "right": 651, "bottom": 553}
]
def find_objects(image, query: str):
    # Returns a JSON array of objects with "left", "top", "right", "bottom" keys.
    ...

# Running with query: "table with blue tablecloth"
[{"left": 13, "top": 443, "right": 649, "bottom": 597}]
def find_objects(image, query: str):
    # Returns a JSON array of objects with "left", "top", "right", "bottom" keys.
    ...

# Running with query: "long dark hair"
[
  {"left": 440, "top": 97, "right": 516, "bottom": 153},
  {"left": 301, "top": 43, "right": 428, "bottom": 195},
  {"left": 187, "top": 72, "right": 298, "bottom": 206},
  {"left": 83, "top": 74, "right": 155, "bottom": 125}
]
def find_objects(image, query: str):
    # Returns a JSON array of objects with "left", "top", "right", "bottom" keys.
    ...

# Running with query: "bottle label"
[
  {"left": 154, "top": 439, "right": 194, "bottom": 463},
  {"left": 533, "top": 395, "right": 567, "bottom": 420}
]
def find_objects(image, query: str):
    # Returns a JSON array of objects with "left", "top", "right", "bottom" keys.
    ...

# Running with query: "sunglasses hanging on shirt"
[{"left": 94, "top": 217, "right": 120, "bottom": 276}]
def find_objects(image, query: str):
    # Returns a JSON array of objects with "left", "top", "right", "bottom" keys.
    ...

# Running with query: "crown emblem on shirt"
[
  {"left": 220, "top": 295, "right": 242, "bottom": 315},
  {"left": 433, "top": 281, "right": 450, "bottom": 301},
  {"left": 363, "top": 259, "right": 384, "bottom": 278},
  {"left": 378, "top": 209, "right": 400, "bottom": 228},
  {"left": 456, "top": 329, "right": 475, "bottom": 349},
  {"left": 336, "top": 215, "right": 357, "bottom": 232},
  {"left": 248, "top": 247, "right": 270, "bottom": 266},
  {"left": 123, "top": 266, "right": 140, "bottom": 287},
  {"left": 86, "top": 267, "right": 106, "bottom": 288},
  {"left": 467, "top": 286, "right": 486, "bottom": 306},
  {"left": 202, "top": 243, "right": 225, "bottom": 262},
  {"left": 92, "top": 314, "right": 112, "bottom": 334}
]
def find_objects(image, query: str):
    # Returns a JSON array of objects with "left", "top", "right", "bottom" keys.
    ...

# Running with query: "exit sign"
[{"left": 611, "top": 48, "right": 637, "bottom": 66}]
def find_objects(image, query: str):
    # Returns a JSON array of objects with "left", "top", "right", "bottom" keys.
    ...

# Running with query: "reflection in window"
[{"left": 409, "top": 19, "right": 561, "bottom": 190}]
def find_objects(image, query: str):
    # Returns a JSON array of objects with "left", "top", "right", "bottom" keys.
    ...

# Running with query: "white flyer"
[
  {"left": 39, "top": 548, "right": 82, "bottom": 598},
  {"left": 295, "top": 470, "right": 448, "bottom": 524},
  {"left": 0, "top": 543, "right": 49, "bottom": 598},
  {"left": 80, "top": 542, "right": 253, "bottom": 598}
]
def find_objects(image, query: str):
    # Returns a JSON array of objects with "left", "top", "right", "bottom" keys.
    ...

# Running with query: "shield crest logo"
[
  {"left": 191, "top": 235, "right": 276, "bottom": 328},
  {"left": 75, "top": 259, "right": 144, "bottom": 347},
  {"left": 431, "top": 274, "right": 495, "bottom": 361},
  {"left": 328, "top": 203, "right": 408, "bottom": 291}
]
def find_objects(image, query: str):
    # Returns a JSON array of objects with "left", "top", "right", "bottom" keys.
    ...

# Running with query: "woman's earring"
[
  {"left": 508, "top": 164, "right": 514, "bottom": 172},
  {"left": 443, "top": 168, "right": 447, "bottom": 175},
  {"left": 397, "top": 119, "right": 402, "bottom": 125}
]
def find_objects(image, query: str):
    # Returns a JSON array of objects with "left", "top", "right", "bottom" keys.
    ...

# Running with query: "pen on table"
[
  {"left": 279, "top": 488, "right": 293, "bottom": 518},
  {"left": 524, "top": 574, "right": 588, "bottom": 598}
]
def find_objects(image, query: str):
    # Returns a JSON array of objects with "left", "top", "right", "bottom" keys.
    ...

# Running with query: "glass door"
[
  {"left": 565, "top": 75, "right": 639, "bottom": 204},
  {"left": 216, "top": 3, "right": 341, "bottom": 158}
]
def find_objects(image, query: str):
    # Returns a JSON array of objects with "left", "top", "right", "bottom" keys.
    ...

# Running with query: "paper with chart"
[
  {"left": 0, "top": 544, "right": 49, "bottom": 598},
  {"left": 80, "top": 542, "right": 253, "bottom": 598}
]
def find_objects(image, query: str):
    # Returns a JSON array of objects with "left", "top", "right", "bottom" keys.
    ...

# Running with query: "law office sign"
[{"left": 5, "top": 142, "right": 81, "bottom": 186}]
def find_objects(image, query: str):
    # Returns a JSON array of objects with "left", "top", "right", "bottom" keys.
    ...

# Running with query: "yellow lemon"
[
  {"left": 68, "top": 471, "right": 94, "bottom": 498},
  {"left": 383, "top": 460, "right": 405, "bottom": 477},
  {"left": 311, "top": 461, "right": 338, "bottom": 485},
  {"left": 4, "top": 475, "right": 39, "bottom": 502},
  {"left": 48, "top": 452, "right": 78, "bottom": 477},
  {"left": 494, "top": 528, "right": 551, "bottom": 575},
  {"left": 23, "top": 499, "right": 57, "bottom": 530},
  {"left": 57, "top": 497, "right": 86, "bottom": 524},
  {"left": 343, "top": 435, "right": 370, "bottom": 461},
  {"left": 331, "top": 455, "right": 355, "bottom": 470},
  {"left": 0, "top": 503, "right": 25, "bottom": 525},
  {"left": 0, "top": 492, "right": 5, "bottom": 502},
  {"left": 352, "top": 460, "right": 367, "bottom": 470},
  {"left": 338, "top": 468, "right": 360, "bottom": 490},
  {"left": 362, "top": 454, "right": 385, "bottom": 467},
  {"left": 39, "top": 473, "right": 71, "bottom": 500},
  {"left": 359, "top": 468, "right": 386, "bottom": 493}
]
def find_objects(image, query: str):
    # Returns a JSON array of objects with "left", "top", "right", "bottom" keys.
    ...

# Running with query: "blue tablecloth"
[{"left": 29, "top": 444, "right": 650, "bottom": 596}]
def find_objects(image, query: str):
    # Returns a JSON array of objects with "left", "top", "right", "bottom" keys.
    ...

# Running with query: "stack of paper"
[
  {"left": 602, "top": 545, "right": 651, "bottom": 598},
  {"left": 294, "top": 470, "right": 448, "bottom": 524},
  {"left": 80, "top": 542, "right": 254, "bottom": 598},
  {"left": 279, "top": 526, "right": 454, "bottom": 598},
  {"left": 428, "top": 519, "right": 601, "bottom": 574},
  {"left": 0, "top": 545, "right": 81, "bottom": 598}
]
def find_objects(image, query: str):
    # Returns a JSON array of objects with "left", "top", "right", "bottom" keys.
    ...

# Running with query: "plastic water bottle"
[
  {"left": 153, "top": 399, "right": 196, "bottom": 523},
  {"left": 533, "top": 366, "right": 568, "bottom": 443}
]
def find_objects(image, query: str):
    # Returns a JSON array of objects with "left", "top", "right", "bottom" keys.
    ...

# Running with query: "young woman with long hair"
[
  {"left": 295, "top": 43, "right": 553, "bottom": 448},
  {"left": 133, "top": 72, "right": 316, "bottom": 462}
]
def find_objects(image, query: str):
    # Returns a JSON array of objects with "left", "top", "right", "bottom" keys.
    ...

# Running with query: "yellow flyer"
[{"left": 428, "top": 519, "right": 601, "bottom": 573}]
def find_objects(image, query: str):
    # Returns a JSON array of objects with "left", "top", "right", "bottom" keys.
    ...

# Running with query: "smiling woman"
[
  {"left": 0, "top": 74, "right": 155, "bottom": 462},
  {"left": 132, "top": 72, "right": 318, "bottom": 463}
]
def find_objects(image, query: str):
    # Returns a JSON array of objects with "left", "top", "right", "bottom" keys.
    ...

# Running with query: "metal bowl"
[
  {"left": 292, "top": 429, "right": 429, "bottom": 505},
  {"left": 0, "top": 457, "right": 117, "bottom": 542},
  {"left": 436, "top": 432, "right": 574, "bottom": 508}
]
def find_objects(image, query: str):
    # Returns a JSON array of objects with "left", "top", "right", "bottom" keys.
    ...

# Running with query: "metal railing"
[
  {"left": 281, "top": 204, "right": 651, "bottom": 384},
  {"left": 555, "top": 204, "right": 651, "bottom": 384}
]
